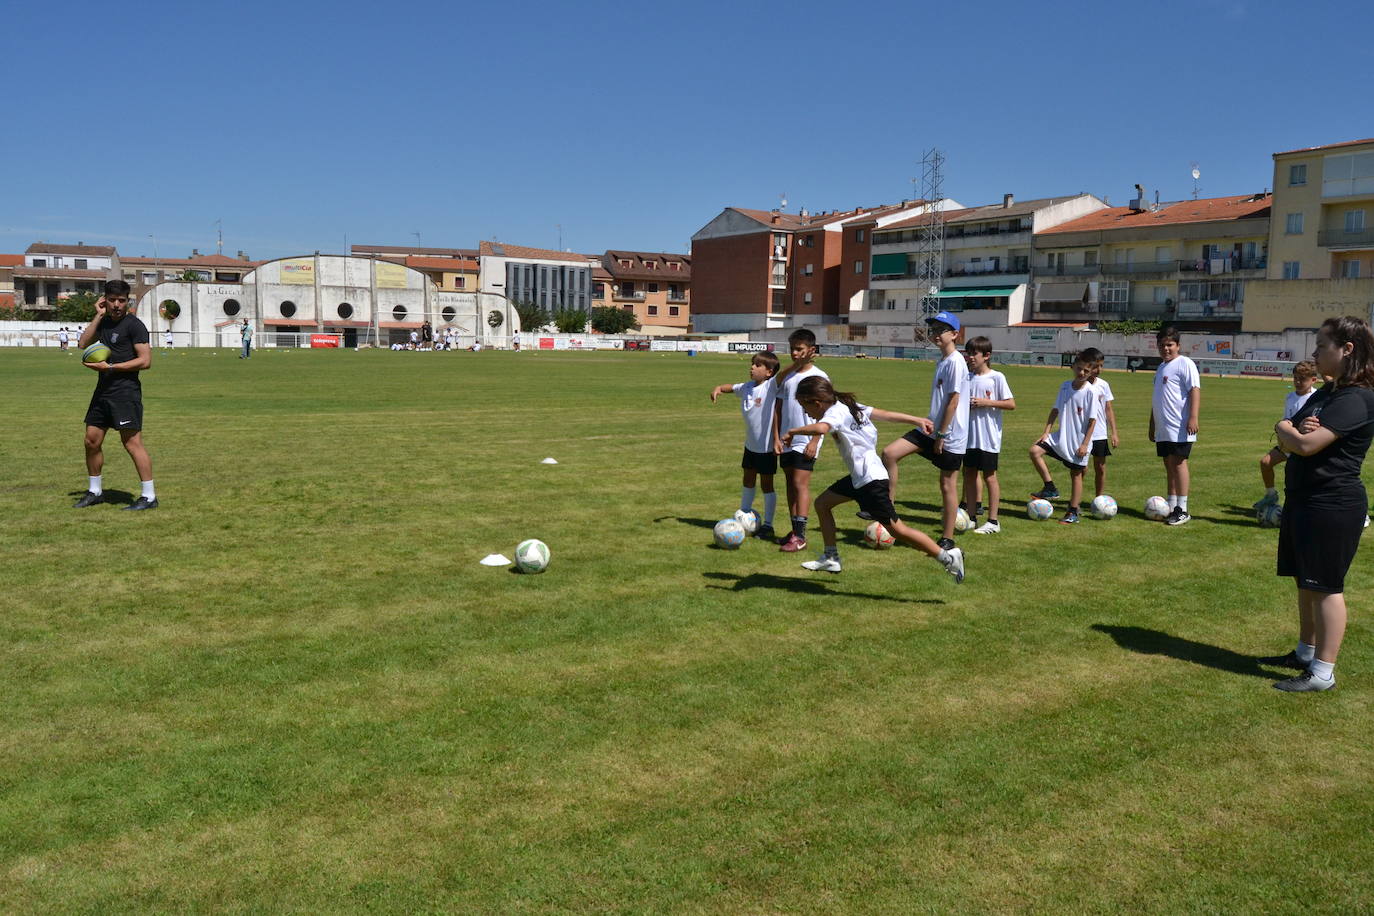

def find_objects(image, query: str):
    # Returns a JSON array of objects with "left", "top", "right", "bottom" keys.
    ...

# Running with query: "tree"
[
  {"left": 512, "top": 300, "right": 548, "bottom": 332},
  {"left": 553, "top": 308, "right": 588, "bottom": 333},
  {"left": 590, "top": 306, "right": 640, "bottom": 334},
  {"left": 56, "top": 291, "right": 98, "bottom": 322},
  {"left": 0, "top": 301, "right": 36, "bottom": 320},
  {"left": 178, "top": 269, "right": 202, "bottom": 282},
  {"left": 487, "top": 309, "right": 504, "bottom": 329}
]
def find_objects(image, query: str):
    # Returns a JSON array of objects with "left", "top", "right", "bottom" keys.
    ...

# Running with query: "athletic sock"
[
  {"left": 792, "top": 515, "right": 808, "bottom": 539},
  {"left": 88, "top": 475, "right": 103, "bottom": 495},
  {"left": 141, "top": 480, "right": 156, "bottom": 500},
  {"left": 1180, "top": 496, "right": 1189, "bottom": 512},
  {"left": 1297, "top": 642, "right": 1317, "bottom": 663},
  {"left": 823, "top": 546, "right": 839, "bottom": 559},
  {"left": 1265, "top": 487, "right": 1278, "bottom": 499},
  {"left": 1309, "top": 658, "right": 1335, "bottom": 681},
  {"left": 1168, "top": 495, "right": 1179, "bottom": 510},
  {"left": 740, "top": 486, "right": 755, "bottom": 513},
  {"left": 763, "top": 492, "right": 777, "bottom": 525}
]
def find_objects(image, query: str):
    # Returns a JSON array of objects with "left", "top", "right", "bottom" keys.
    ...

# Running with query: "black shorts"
[
  {"left": 825, "top": 476, "right": 898, "bottom": 523},
  {"left": 1156, "top": 441, "right": 1193, "bottom": 459},
  {"left": 741, "top": 448, "right": 778, "bottom": 475},
  {"left": 1278, "top": 500, "right": 1366, "bottom": 593},
  {"left": 1035, "top": 440, "right": 1086, "bottom": 472},
  {"left": 962, "top": 448, "right": 1000, "bottom": 472},
  {"left": 1091, "top": 440, "right": 1112, "bottom": 458},
  {"left": 900, "top": 429, "right": 964, "bottom": 472},
  {"left": 780, "top": 450, "right": 816, "bottom": 472},
  {"left": 84, "top": 395, "right": 143, "bottom": 432}
]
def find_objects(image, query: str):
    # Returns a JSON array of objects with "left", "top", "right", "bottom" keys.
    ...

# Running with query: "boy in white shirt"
[
  {"left": 1028, "top": 352, "right": 1101, "bottom": 524},
  {"left": 1149, "top": 326, "right": 1201, "bottom": 526},
  {"left": 961, "top": 336, "right": 1016, "bottom": 534},
  {"left": 1081, "top": 348, "right": 1119, "bottom": 501},
  {"left": 876, "top": 311, "right": 970, "bottom": 550},
  {"left": 773, "top": 329, "right": 829, "bottom": 552},
  {"left": 710, "top": 351, "right": 781, "bottom": 540},
  {"left": 1254, "top": 360, "right": 1319, "bottom": 510}
]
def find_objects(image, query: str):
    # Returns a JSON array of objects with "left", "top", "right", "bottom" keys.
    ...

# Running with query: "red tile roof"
[
  {"left": 602, "top": 250, "right": 691, "bottom": 281},
  {"left": 25, "top": 242, "right": 116, "bottom": 256},
  {"left": 13, "top": 266, "right": 111, "bottom": 279},
  {"left": 352, "top": 244, "right": 479, "bottom": 258},
  {"left": 0, "top": 254, "right": 24, "bottom": 267},
  {"left": 478, "top": 241, "right": 596, "bottom": 264},
  {"left": 1036, "top": 194, "right": 1271, "bottom": 235},
  {"left": 122, "top": 254, "right": 262, "bottom": 267},
  {"left": 1274, "top": 138, "right": 1374, "bottom": 157}
]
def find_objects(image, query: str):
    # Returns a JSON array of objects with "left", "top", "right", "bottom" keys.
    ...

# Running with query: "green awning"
[
  {"left": 935, "top": 286, "right": 1018, "bottom": 298},
  {"left": 870, "top": 253, "right": 909, "bottom": 275}
]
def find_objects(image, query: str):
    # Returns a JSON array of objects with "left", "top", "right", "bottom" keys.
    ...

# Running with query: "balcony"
[
  {"left": 946, "top": 264, "right": 1029, "bottom": 279},
  {"left": 614, "top": 290, "right": 646, "bottom": 301},
  {"left": 1175, "top": 300, "right": 1243, "bottom": 320},
  {"left": 1178, "top": 256, "right": 1265, "bottom": 273},
  {"left": 1101, "top": 260, "right": 1182, "bottom": 276},
  {"left": 667, "top": 294, "right": 688, "bottom": 303},
  {"left": 1039, "top": 264, "right": 1103, "bottom": 277},
  {"left": 1318, "top": 227, "right": 1374, "bottom": 248},
  {"left": 945, "top": 229, "right": 1031, "bottom": 249}
]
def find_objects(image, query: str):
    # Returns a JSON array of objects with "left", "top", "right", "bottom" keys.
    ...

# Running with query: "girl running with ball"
[{"left": 784, "top": 376, "right": 964, "bottom": 583}]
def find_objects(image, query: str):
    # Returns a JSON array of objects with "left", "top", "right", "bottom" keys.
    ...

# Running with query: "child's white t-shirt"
[
  {"left": 929, "top": 351, "right": 970, "bottom": 454},
  {"left": 1152, "top": 355, "right": 1201, "bottom": 442},
  {"left": 1284, "top": 389, "right": 1314, "bottom": 420},
  {"left": 732, "top": 378, "right": 777, "bottom": 453},
  {"left": 966, "top": 369, "right": 1013, "bottom": 453},
  {"left": 779, "top": 364, "right": 829, "bottom": 456},
  {"left": 1051, "top": 380, "right": 1102, "bottom": 467},
  {"left": 819, "top": 401, "right": 885, "bottom": 487},
  {"left": 1091, "top": 378, "right": 1115, "bottom": 441}
]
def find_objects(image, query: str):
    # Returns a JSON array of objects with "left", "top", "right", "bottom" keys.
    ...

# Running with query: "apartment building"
[
  {"left": 0, "top": 254, "right": 21, "bottom": 311},
  {"left": 1033, "top": 193, "right": 1271, "bottom": 326},
  {"left": 13, "top": 242, "right": 120, "bottom": 311},
  {"left": 477, "top": 241, "right": 597, "bottom": 312},
  {"left": 1269, "top": 138, "right": 1374, "bottom": 281},
  {"left": 600, "top": 250, "right": 690, "bottom": 331}
]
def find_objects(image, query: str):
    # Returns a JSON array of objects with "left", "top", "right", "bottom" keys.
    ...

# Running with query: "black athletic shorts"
[
  {"left": 1091, "top": 440, "right": 1112, "bottom": 458},
  {"left": 1035, "top": 439, "right": 1087, "bottom": 472},
  {"left": 1156, "top": 441, "right": 1193, "bottom": 458},
  {"left": 742, "top": 448, "right": 778, "bottom": 475},
  {"left": 84, "top": 395, "right": 143, "bottom": 432},
  {"left": 900, "top": 428, "right": 964, "bottom": 472},
  {"left": 1278, "top": 499, "right": 1366, "bottom": 593},
  {"left": 780, "top": 450, "right": 816, "bottom": 472},
  {"left": 962, "top": 448, "right": 999, "bottom": 472},
  {"left": 826, "top": 476, "right": 898, "bottom": 523}
]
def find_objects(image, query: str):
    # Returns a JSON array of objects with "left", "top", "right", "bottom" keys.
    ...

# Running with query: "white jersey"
[
  {"left": 966, "top": 369, "right": 1013, "bottom": 453},
  {"left": 732, "top": 378, "right": 777, "bottom": 453},
  {"left": 929, "top": 351, "right": 970, "bottom": 454},
  {"left": 1152, "top": 355, "right": 1200, "bottom": 442},
  {"left": 779, "top": 364, "right": 829, "bottom": 456},
  {"left": 59, "top": 330, "right": 69, "bottom": 343},
  {"left": 819, "top": 401, "right": 885, "bottom": 487},
  {"left": 1051, "top": 380, "right": 1102, "bottom": 467},
  {"left": 1090, "top": 378, "right": 1115, "bottom": 441},
  {"left": 1284, "top": 389, "right": 1314, "bottom": 420}
]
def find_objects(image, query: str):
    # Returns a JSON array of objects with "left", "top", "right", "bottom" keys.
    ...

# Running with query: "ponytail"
[{"left": 796, "top": 375, "right": 865, "bottom": 425}]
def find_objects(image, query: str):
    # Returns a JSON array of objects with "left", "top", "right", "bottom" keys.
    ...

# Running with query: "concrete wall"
[{"left": 1242, "top": 277, "right": 1374, "bottom": 332}]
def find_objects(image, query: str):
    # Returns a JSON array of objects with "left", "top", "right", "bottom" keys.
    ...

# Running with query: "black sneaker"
[
  {"left": 756, "top": 524, "right": 776, "bottom": 542},
  {"left": 122, "top": 496, "right": 159, "bottom": 511},
  {"left": 1258, "top": 650, "right": 1309, "bottom": 671},
  {"left": 937, "top": 536, "right": 955, "bottom": 551},
  {"left": 72, "top": 491, "right": 104, "bottom": 508},
  {"left": 1273, "top": 670, "right": 1335, "bottom": 692},
  {"left": 1165, "top": 507, "right": 1190, "bottom": 526},
  {"left": 1030, "top": 485, "right": 1060, "bottom": 500}
]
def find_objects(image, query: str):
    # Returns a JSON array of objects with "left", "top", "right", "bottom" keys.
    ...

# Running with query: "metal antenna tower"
[{"left": 913, "top": 148, "right": 946, "bottom": 319}]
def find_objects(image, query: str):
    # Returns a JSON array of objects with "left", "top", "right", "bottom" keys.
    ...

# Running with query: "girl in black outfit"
[{"left": 1267, "top": 316, "right": 1374, "bottom": 692}]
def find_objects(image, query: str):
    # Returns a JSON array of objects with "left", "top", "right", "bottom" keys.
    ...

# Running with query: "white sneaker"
[
  {"left": 801, "top": 553, "right": 842, "bottom": 573},
  {"left": 940, "top": 547, "right": 965, "bottom": 584},
  {"left": 1365, "top": 516, "right": 1370, "bottom": 529},
  {"left": 973, "top": 520, "right": 1001, "bottom": 534}
]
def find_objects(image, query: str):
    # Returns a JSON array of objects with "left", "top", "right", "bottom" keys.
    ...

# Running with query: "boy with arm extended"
[
  {"left": 710, "top": 351, "right": 782, "bottom": 539},
  {"left": 962, "top": 336, "right": 1015, "bottom": 534},
  {"left": 1082, "top": 347, "right": 1119, "bottom": 500},
  {"left": 1149, "top": 326, "right": 1201, "bottom": 525},
  {"left": 772, "top": 329, "right": 828, "bottom": 552},
  {"left": 1028, "top": 352, "right": 1101, "bottom": 524}
]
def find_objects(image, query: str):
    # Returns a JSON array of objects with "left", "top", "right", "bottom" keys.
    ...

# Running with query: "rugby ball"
[
  {"left": 1027, "top": 498, "right": 1054, "bottom": 521},
  {"left": 733, "top": 508, "right": 760, "bottom": 535},
  {"left": 863, "top": 520, "right": 896, "bottom": 549},
  {"left": 1144, "top": 496, "right": 1170, "bottom": 521},
  {"left": 1257, "top": 503, "right": 1282, "bottom": 528},
  {"left": 514, "top": 538, "right": 550, "bottom": 574},
  {"left": 954, "top": 507, "right": 973, "bottom": 533},
  {"left": 82, "top": 342, "right": 111, "bottom": 364},
  {"left": 713, "top": 518, "right": 746, "bottom": 549},
  {"left": 1090, "top": 494, "right": 1118, "bottom": 520}
]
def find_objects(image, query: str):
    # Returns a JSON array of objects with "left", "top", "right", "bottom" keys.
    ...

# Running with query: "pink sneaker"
[{"left": 779, "top": 533, "right": 807, "bottom": 552}]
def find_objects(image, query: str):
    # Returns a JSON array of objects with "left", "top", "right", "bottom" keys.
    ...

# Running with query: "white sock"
[
  {"left": 1309, "top": 658, "right": 1335, "bottom": 681},
  {"left": 1180, "top": 496, "right": 1189, "bottom": 512},
  {"left": 740, "top": 486, "right": 755, "bottom": 513},
  {"left": 1167, "top": 495, "right": 1179, "bottom": 510},
  {"left": 1265, "top": 487, "right": 1278, "bottom": 498},
  {"left": 141, "top": 480, "right": 156, "bottom": 500},
  {"left": 1296, "top": 642, "right": 1316, "bottom": 663},
  {"left": 763, "top": 492, "right": 777, "bottom": 525},
  {"left": 88, "top": 476, "right": 103, "bottom": 495}
]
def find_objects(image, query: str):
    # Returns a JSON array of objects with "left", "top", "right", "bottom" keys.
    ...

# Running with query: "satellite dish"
[{"left": 1191, "top": 167, "right": 1201, "bottom": 180}]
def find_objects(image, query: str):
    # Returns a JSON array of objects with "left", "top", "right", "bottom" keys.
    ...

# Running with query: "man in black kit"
[{"left": 74, "top": 280, "right": 159, "bottom": 510}]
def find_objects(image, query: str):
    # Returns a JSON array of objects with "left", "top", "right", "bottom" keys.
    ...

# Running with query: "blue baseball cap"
[{"left": 926, "top": 310, "right": 961, "bottom": 333}]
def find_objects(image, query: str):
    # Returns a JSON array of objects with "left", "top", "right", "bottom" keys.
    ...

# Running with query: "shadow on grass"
[
  {"left": 1091, "top": 624, "right": 1283, "bottom": 681},
  {"left": 703, "top": 571, "right": 942, "bottom": 604},
  {"left": 655, "top": 516, "right": 720, "bottom": 530},
  {"left": 66, "top": 488, "right": 135, "bottom": 507}
]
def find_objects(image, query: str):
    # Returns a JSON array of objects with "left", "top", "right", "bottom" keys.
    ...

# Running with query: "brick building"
[{"left": 599, "top": 250, "right": 690, "bottom": 332}]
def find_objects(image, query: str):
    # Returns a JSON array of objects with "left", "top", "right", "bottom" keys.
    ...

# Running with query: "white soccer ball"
[
  {"left": 1090, "top": 494, "right": 1118, "bottom": 520},
  {"left": 1144, "top": 496, "right": 1170, "bottom": 521},
  {"left": 713, "top": 518, "right": 747, "bottom": 549},
  {"left": 733, "top": 509, "right": 760, "bottom": 535},
  {"left": 863, "top": 520, "right": 896, "bottom": 549},
  {"left": 1257, "top": 503, "right": 1283, "bottom": 528},
  {"left": 1027, "top": 498, "right": 1054, "bottom": 521},
  {"left": 954, "top": 507, "right": 973, "bottom": 533},
  {"left": 514, "top": 538, "right": 550, "bottom": 574}
]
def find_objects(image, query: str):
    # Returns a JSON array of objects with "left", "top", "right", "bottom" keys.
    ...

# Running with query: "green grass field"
[{"left": 2, "top": 346, "right": 1372, "bottom": 913}]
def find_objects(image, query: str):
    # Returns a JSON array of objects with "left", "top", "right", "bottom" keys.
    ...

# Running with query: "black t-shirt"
[
  {"left": 92, "top": 313, "right": 150, "bottom": 399},
  {"left": 1285, "top": 383, "right": 1374, "bottom": 507}
]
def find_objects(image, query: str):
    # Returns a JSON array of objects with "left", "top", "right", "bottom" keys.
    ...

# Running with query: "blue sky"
[{"left": 2, "top": 0, "right": 1369, "bottom": 260}]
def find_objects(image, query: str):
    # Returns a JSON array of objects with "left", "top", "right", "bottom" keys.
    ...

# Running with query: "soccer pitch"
[{"left": 2, "top": 347, "right": 1371, "bottom": 912}]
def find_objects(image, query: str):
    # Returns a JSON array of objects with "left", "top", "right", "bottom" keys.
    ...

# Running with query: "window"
[
  {"left": 337, "top": 302, "right": 353, "bottom": 319},
  {"left": 1155, "top": 247, "right": 1171, "bottom": 264},
  {"left": 647, "top": 282, "right": 658, "bottom": 293},
  {"left": 1100, "top": 281, "right": 1129, "bottom": 313},
  {"left": 644, "top": 261, "right": 657, "bottom": 270},
  {"left": 1289, "top": 163, "right": 1307, "bottom": 186},
  {"left": 223, "top": 299, "right": 241, "bottom": 316},
  {"left": 856, "top": 228, "right": 866, "bottom": 242},
  {"left": 74, "top": 258, "right": 87, "bottom": 269},
  {"left": 647, "top": 305, "right": 658, "bottom": 316},
  {"left": 805, "top": 235, "right": 815, "bottom": 247},
  {"left": 454, "top": 276, "right": 466, "bottom": 289},
  {"left": 1321, "top": 152, "right": 1374, "bottom": 198},
  {"left": 622, "top": 304, "right": 633, "bottom": 312},
  {"left": 770, "top": 268, "right": 785, "bottom": 286},
  {"left": 1340, "top": 260, "right": 1362, "bottom": 278},
  {"left": 392, "top": 305, "right": 407, "bottom": 321},
  {"left": 771, "top": 291, "right": 784, "bottom": 311},
  {"left": 1285, "top": 213, "right": 1304, "bottom": 234},
  {"left": 803, "top": 263, "right": 813, "bottom": 276},
  {"left": 803, "top": 292, "right": 813, "bottom": 304},
  {"left": 854, "top": 260, "right": 864, "bottom": 274},
  {"left": 593, "top": 282, "right": 604, "bottom": 298},
  {"left": 1083, "top": 250, "right": 1098, "bottom": 267},
  {"left": 442, "top": 306, "right": 456, "bottom": 321},
  {"left": 31, "top": 258, "right": 45, "bottom": 267},
  {"left": 772, "top": 233, "right": 786, "bottom": 248},
  {"left": 280, "top": 300, "right": 297, "bottom": 317},
  {"left": 1282, "top": 261, "right": 1301, "bottom": 279},
  {"left": 1346, "top": 210, "right": 1366, "bottom": 232},
  {"left": 142, "top": 272, "right": 157, "bottom": 284},
  {"left": 620, "top": 259, "right": 631, "bottom": 268},
  {"left": 1153, "top": 286, "right": 1168, "bottom": 305},
  {"left": 669, "top": 306, "right": 680, "bottom": 316}
]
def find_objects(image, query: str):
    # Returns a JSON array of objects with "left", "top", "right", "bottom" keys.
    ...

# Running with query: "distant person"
[
  {"left": 240, "top": 318, "right": 253, "bottom": 359},
  {"left": 709, "top": 350, "right": 781, "bottom": 541},
  {"left": 409, "top": 329, "right": 419, "bottom": 348},
  {"left": 73, "top": 280, "right": 158, "bottom": 511},
  {"left": 58, "top": 326, "right": 70, "bottom": 351},
  {"left": 421, "top": 321, "right": 433, "bottom": 349},
  {"left": 1149, "top": 326, "right": 1201, "bottom": 525},
  {"left": 1254, "top": 361, "right": 1319, "bottom": 511},
  {"left": 164, "top": 328, "right": 174, "bottom": 348},
  {"left": 961, "top": 336, "right": 1015, "bottom": 534}
]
